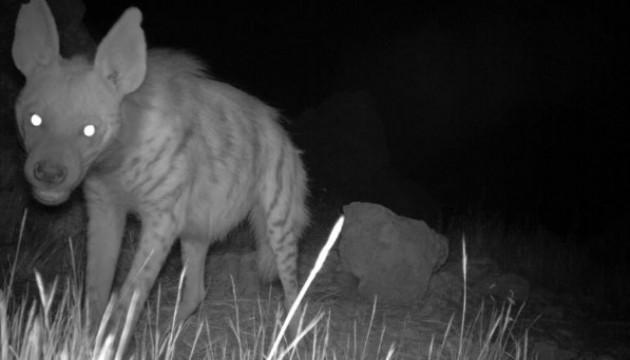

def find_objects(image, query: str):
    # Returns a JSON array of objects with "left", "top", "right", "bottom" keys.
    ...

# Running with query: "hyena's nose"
[{"left": 34, "top": 160, "right": 67, "bottom": 185}]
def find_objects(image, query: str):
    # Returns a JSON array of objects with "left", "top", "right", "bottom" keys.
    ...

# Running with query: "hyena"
[{"left": 12, "top": 0, "right": 309, "bottom": 337}]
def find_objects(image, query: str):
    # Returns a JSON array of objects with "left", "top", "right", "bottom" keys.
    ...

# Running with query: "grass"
[
  {"left": 0, "top": 211, "right": 535, "bottom": 360},
  {"left": 445, "top": 208, "right": 630, "bottom": 318},
  {"left": 446, "top": 210, "right": 585, "bottom": 290}
]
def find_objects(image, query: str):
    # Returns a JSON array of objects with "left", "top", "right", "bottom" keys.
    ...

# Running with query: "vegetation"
[{"left": 0, "top": 214, "right": 535, "bottom": 359}]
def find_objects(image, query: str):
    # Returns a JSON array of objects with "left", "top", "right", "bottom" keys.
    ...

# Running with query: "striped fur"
[{"left": 12, "top": 0, "right": 309, "bottom": 337}]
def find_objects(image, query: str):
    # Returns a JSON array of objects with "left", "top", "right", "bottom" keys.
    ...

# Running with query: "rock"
[{"left": 339, "top": 202, "right": 449, "bottom": 304}]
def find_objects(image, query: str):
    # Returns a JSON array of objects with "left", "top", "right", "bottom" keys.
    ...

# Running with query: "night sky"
[{"left": 82, "top": 0, "right": 629, "bottom": 240}]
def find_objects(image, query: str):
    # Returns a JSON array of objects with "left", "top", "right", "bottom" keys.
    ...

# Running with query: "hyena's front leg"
[
  {"left": 84, "top": 179, "right": 127, "bottom": 326},
  {"left": 112, "top": 209, "right": 183, "bottom": 329}
]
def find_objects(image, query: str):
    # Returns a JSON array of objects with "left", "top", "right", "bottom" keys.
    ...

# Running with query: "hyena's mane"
[{"left": 89, "top": 48, "right": 209, "bottom": 174}]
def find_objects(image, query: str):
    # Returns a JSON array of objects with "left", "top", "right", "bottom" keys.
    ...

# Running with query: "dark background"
[{"left": 14, "top": 0, "right": 630, "bottom": 241}]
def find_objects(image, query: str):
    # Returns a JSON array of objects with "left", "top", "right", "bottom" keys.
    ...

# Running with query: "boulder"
[{"left": 339, "top": 202, "right": 449, "bottom": 304}]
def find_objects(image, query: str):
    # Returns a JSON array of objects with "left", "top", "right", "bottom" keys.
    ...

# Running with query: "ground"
[{"left": 1, "top": 198, "right": 629, "bottom": 359}]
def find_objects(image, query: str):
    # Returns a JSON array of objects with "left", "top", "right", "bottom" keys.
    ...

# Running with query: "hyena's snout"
[
  {"left": 25, "top": 147, "right": 83, "bottom": 206},
  {"left": 33, "top": 159, "right": 67, "bottom": 185}
]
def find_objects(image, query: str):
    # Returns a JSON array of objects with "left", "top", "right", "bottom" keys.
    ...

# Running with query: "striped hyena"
[{"left": 12, "top": 0, "right": 309, "bottom": 337}]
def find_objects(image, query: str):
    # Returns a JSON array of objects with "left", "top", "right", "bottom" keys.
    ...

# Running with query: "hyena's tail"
[
  {"left": 250, "top": 137, "right": 309, "bottom": 283},
  {"left": 250, "top": 203, "right": 286, "bottom": 282},
  {"left": 249, "top": 187, "right": 309, "bottom": 282},
  {"left": 253, "top": 227, "right": 279, "bottom": 282}
]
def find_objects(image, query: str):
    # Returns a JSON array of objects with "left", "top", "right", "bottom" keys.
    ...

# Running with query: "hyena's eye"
[
  {"left": 29, "top": 114, "right": 43, "bottom": 127},
  {"left": 83, "top": 124, "right": 96, "bottom": 137}
]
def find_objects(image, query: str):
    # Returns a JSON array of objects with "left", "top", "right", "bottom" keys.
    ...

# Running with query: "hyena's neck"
[{"left": 89, "top": 93, "right": 156, "bottom": 175}]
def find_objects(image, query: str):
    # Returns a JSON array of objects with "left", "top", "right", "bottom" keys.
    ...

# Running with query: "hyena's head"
[{"left": 12, "top": 0, "right": 147, "bottom": 205}]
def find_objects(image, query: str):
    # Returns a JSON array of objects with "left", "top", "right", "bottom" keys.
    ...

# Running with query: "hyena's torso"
[
  {"left": 13, "top": 0, "right": 308, "bottom": 337},
  {"left": 84, "top": 50, "right": 309, "bottom": 325}
]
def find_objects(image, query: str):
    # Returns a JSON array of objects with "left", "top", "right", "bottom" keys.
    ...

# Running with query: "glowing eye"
[
  {"left": 83, "top": 125, "right": 96, "bottom": 137},
  {"left": 30, "top": 114, "right": 42, "bottom": 127}
]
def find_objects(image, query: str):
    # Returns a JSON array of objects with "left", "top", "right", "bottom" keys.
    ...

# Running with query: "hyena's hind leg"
[
  {"left": 175, "top": 237, "right": 212, "bottom": 323},
  {"left": 251, "top": 143, "right": 309, "bottom": 337}
]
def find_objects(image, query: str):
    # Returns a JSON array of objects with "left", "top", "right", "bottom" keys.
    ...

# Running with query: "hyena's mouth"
[{"left": 33, "top": 188, "right": 71, "bottom": 206}]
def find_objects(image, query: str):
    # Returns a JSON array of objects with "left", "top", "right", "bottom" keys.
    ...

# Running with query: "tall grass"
[{"left": 1, "top": 214, "right": 534, "bottom": 359}]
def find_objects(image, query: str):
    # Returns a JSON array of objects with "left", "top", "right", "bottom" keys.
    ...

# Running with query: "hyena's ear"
[
  {"left": 12, "top": 0, "right": 60, "bottom": 77},
  {"left": 94, "top": 8, "right": 147, "bottom": 96}
]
